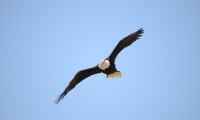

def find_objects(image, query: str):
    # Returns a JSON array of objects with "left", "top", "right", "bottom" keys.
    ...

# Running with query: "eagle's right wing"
[{"left": 55, "top": 65, "right": 101, "bottom": 104}]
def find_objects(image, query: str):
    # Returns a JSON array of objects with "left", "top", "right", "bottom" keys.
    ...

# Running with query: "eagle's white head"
[{"left": 98, "top": 60, "right": 110, "bottom": 70}]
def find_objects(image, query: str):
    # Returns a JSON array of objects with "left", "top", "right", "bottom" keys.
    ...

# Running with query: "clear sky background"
[{"left": 1, "top": 0, "right": 200, "bottom": 120}]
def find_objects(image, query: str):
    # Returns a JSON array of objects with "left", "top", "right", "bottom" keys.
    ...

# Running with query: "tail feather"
[{"left": 107, "top": 71, "right": 122, "bottom": 78}]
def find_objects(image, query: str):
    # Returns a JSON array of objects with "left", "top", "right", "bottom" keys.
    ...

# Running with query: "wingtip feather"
[
  {"left": 54, "top": 94, "right": 65, "bottom": 104},
  {"left": 138, "top": 28, "right": 144, "bottom": 33}
]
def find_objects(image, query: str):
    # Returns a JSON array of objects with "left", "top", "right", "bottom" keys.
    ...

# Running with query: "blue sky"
[{"left": 1, "top": 0, "right": 200, "bottom": 120}]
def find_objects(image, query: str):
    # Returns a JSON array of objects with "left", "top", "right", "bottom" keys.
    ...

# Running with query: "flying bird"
[{"left": 55, "top": 28, "right": 144, "bottom": 104}]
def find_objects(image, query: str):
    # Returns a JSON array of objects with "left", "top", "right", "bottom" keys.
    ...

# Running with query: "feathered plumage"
[{"left": 55, "top": 28, "right": 144, "bottom": 104}]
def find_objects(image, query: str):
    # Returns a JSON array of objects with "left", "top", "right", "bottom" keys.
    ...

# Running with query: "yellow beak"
[{"left": 100, "top": 60, "right": 105, "bottom": 65}]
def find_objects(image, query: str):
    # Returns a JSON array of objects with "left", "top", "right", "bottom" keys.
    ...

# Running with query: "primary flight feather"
[{"left": 55, "top": 28, "right": 144, "bottom": 104}]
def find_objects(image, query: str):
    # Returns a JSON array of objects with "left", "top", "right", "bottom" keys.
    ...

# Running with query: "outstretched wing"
[
  {"left": 107, "top": 28, "right": 144, "bottom": 63},
  {"left": 55, "top": 65, "right": 101, "bottom": 104}
]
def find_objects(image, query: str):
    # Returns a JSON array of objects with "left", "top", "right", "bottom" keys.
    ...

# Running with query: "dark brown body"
[{"left": 101, "top": 59, "right": 118, "bottom": 76}]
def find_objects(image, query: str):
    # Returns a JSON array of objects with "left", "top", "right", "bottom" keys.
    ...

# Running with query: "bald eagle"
[{"left": 55, "top": 28, "right": 144, "bottom": 104}]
